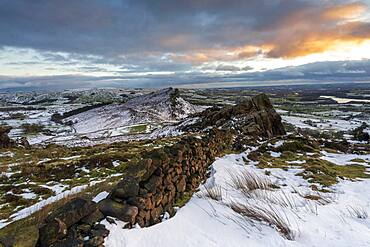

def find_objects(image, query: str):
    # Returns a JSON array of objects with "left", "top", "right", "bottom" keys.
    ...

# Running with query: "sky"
[{"left": 1, "top": 0, "right": 370, "bottom": 90}]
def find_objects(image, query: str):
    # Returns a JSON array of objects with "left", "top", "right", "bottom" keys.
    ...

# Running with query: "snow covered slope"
[
  {"left": 102, "top": 149, "right": 370, "bottom": 247},
  {"left": 64, "top": 88, "right": 201, "bottom": 134}
]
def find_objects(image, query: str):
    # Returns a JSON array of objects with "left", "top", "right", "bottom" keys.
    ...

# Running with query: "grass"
[
  {"left": 0, "top": 136, "right": 181, "bottom": 223},
  {"left": 201, "top": 185, "right": 223, "bottom": 201},
  {"left": 249, "top": 136, "right": 370, "bottom": 187},
  {"left": 174, "top": 192, "right": 192, "bottom": 207},
  {"left": 298, "top": 159, "right": 370, "bottom": 187},
  {"left": 0, "top": 177, "right": 121, "bottom": 246},
  {"left": 350, "top": 158, "right": 366, "bottom": 163},
  {"left": 129, "top": 124, "right": 148, "bottom": 134},
  {"left": 229, "top": 202, "right": 295, "bottom": 240},
  {"left": 258, "top": 155, "right": 370, "bottom": 187},
  {"left": 21, "top": 123, "right": 44, "bottom": 135},
  {"left": 9, "top": 113, "right": 26, "bottom": 120},
  {"left": 228, "top": 170, "right": 276, "bottom": 196}
]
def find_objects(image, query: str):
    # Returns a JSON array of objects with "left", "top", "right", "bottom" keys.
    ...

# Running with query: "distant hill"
[{"left": 64, "top": 88, "right": 201, "bottom": 134}]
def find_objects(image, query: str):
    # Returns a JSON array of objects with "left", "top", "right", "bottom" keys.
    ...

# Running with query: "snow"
[
  {"left": 286, "top": 160, "right": 306, "bottom": 165},
  {"left": 270, "top": 151, "right": 282, "bottom": 158},
  {"left": 102, "top": 150, "right": 370, "bottom": 247},
  {"left": 282, "top": 115, "right": 363, "bottom": 132},
  {"left": 64, "top": 88, "right": 202, "bottom": 137},
  {"left": 60, "top": 155, "right": 81, "bottom": 160},
  {"left": 320, "top": 151, "right": 370, "bottom": 166},
  {"left": 41, "top": 183, "right": 69, "bottom": 194},
  {"left": 20, "top": 191, "right": 37, "bottom": 200},
  {"left": 112, "top": 161, "right": 120, "bottom": 167},
  {"left": 271, "top": 140, "right": 285, "bottom": 148},
  {"left": 92, "top": 191, "right": 109, "bottom": 203},
  {"left": 0, "top": 151, "right": 15, "bottom": 157},
  {"left": 320, "top": 96, "right": 370, "bottom": 104},
  {"left": 0, "top": 181, "right": 102, "bottom": 229}
]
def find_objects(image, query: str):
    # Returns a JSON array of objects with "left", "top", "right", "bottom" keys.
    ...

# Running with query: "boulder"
[
  {"left": 90, "top": 224, "right": 109, "bottom": 238},
  {"left": 52, "top": 239, "right": 84, "bottom": 247},
  {"left": 80, "top": 209, "right": 105, "bottom": 226},
  {"left": 88, "top": 236, "right": 104, "bottom": 247},
  {"left": 0, "top": 223, "right": 39, "bottom": 247},
  {"left": 44, "top": 198, "right": 97, "bottom": 227},
  {"left": 38, "top": 198, "right": 96, "bottom": 247},
  {"left": 99, "top": 199, "right": 138, "bottom": 223},
  {"left": 111, "top": 176, "right": 139, "bottom": 200}
]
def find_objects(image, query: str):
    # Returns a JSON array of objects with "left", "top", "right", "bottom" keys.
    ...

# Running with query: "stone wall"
[
  {"left": 101, "top": 128, "right": 234, "bottom": 227},
  {"left": 38, "top": 129, "right": 235, "bottom": 247}
]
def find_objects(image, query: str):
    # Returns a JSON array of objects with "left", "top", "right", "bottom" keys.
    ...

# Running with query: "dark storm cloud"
[{"left": 0, "top": 0, "right": 351, "bottom": 56}]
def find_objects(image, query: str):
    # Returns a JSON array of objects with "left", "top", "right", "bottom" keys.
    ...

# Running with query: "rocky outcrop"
[
  {"left": 0, "top": 126, "right": 30, "bottom": 149},
  {"left": 0, "top": 126, "right": 15, "bottom": 148},
  {"left": 185, "top": 93, "right": 285, "bottom": 138}
]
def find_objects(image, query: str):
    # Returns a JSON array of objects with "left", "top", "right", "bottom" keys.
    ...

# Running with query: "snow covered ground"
[
  {"left": 101, "top": 150, "right": 370, "bottom": 247},
  {"left": 282, "top": 115, "right": 365, "bottom": 132},
  {"left": 64, "top": 88, "right": 202, "bottom": 136}
]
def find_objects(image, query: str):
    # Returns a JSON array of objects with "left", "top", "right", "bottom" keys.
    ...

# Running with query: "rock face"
[
  {"left": 186, "top": 94, "right": 285, "bottom": 138},
  {"left": 0, "top": 126, "right": 15, "bottom": 148}
]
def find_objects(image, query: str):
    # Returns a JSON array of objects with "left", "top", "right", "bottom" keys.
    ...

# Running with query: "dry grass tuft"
[
  {"left": 228, "top": 170, "right": 275, "bottom": 197},
  {"left": 292, "top": 187, "right": 334, "bottom": 206},
  {"left": 201, "top": 184, "right": 223, "bottom": 201},
  {"left": 228, "top": 201, "right": 295, "bottom": 240}
]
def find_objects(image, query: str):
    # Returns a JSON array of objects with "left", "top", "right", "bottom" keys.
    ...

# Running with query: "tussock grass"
[
  {"left": 201, "top": 185, "right": 223, "bottom": 201},
  {"left": 228, "top": 170, "right": 275, "bottom": 197},
  {"left": 228, "top": 201, "right": 295, "bottom": 240}
]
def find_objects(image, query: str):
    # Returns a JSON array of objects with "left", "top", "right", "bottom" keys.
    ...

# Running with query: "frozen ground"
[
  {"left": 282, "top": 115, "right": 366, "bottom": 132},
  {"left": 102, "top": 150, "right": 370, "bottom": 247}
]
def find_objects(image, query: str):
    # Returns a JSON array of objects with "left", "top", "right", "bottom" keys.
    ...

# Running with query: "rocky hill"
[{"left": 64, "top": 88, "right": 201, "bottom": 134}]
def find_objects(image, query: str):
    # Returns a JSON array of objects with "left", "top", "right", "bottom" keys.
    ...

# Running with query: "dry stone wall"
[
  {"left": 37, "top": 129, "right": 235, "bottom": 247},
  {"left": 102, "top": 128, "right": 234, "bottom": 227}
]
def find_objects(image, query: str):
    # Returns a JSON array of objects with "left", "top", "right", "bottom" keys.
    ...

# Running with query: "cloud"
[
  {"left": 2, "top": 0, "right": 368, "bottom": 59},
  {"left": 0, "top": 0, "right": 370, "bottom": 89},
  {"left": 264, "top": 2, "right": 370, "bottom": 58},
  {"left": 216, "top": 65, "right": 242, "bottom": 72},
  {"left": 215, "top": 64, "right": 253, "bottom": 72},
  {"left": 1, "top": 59, "right": 370, "bottom": 90}
]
